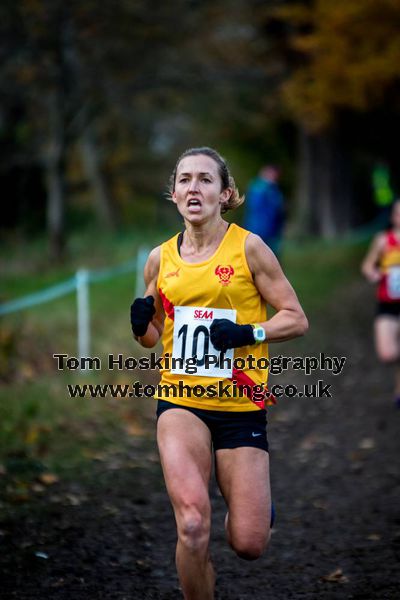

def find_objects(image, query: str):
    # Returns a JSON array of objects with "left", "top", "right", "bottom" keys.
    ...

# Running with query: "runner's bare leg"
[
  {"left": 216, "top": 447, "right": 271, "bottom": 559},
  {"left": 157, "top": 409, "right": 215, "bottom": 600},
  {"left": 375, "top": 316, "right": 400, "bottom": 396}
]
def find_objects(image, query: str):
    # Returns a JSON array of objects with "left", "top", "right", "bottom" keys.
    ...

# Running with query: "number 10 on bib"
[{"left": 171, "top": 306, "right": 237, "bottom": 378}]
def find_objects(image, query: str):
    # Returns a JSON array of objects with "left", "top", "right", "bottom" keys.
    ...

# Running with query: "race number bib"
[
  {"left": 171, "top": 306, "right": 237, "bottom": 378},
  {"left": 387, "top": 267, "right": 400, "bottom": 299}
]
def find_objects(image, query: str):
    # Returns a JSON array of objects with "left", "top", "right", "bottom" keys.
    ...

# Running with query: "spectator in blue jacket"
[{"left": 244, "top": 165, "right": 285, "bottom": 258}]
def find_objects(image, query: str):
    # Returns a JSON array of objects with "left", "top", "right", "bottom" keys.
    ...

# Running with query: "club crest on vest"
[{"left": 215, "top": 265, "right": 234, "bottom": 286}]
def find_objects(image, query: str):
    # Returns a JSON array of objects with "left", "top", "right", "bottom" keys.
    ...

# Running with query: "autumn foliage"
[{"left": 276, "top": 0, "right": 400, "bottom": 131}]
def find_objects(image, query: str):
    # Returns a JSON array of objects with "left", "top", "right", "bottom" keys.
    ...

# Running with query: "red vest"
[{"left": 378, "top": 231, "right": 400, "bottom": 302}]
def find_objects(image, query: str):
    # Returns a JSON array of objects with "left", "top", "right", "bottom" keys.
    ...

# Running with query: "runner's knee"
[
  {"left": 378, "top": 348, "right": 399, "bottom": 363},
  {"left": 177, "top": 505, "right": 211, "bottom": 551},
  {"left": 230, "top": 531, "right": 270, "bottom": 561}
]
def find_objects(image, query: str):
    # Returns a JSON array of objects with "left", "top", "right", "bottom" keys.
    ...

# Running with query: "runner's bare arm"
[
  {"left": 135, "top": 246, "right": 165, "bottom": 348},
  {"left": 361, "top": 233, "right": 385, "bottom": 283},
  {"left": 245, "top": 234, "right": 308, "bottom": 342}
]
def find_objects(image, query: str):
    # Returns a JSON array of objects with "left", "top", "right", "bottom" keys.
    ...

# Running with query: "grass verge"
[{"left": 0, "top": 228, "right": 370, "bottom": 490}]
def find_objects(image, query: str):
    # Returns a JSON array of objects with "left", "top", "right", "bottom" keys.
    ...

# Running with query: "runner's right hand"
[{"left": 130, "top": 296, "right": 155, "bottom": 336}]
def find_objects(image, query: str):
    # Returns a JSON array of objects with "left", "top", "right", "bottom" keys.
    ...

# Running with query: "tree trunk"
[
  {"left": 44, "top": 90, "right": 66, "bottom": 260},
  {"left": 314, "top": 134, "right": 336, "bottom": 238},
  {"left": 294, "top": 126, "right": 352, "bottom": 237},
  {"left": 293, "top": 126, "right": 313, "bottom": 235},
  {"left": 80, "top": 125, "right": 117, "bottom": 229}
]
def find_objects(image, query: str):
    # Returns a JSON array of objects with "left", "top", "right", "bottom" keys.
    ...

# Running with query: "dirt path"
[{"left": 1, "top": 281, "right": 399, "bottom": 599}]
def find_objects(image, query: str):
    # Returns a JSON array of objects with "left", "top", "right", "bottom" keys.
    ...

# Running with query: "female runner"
[
  {"left": 362, "top": 199, "right": 400, "bottom": 406},
  {"left": 130, "top": 147, "right": 308, "bottom": 600}
]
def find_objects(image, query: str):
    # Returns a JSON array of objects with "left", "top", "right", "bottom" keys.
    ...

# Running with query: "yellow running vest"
[{"left": 155, "top": 223, "right": 269, "bottom": 411}]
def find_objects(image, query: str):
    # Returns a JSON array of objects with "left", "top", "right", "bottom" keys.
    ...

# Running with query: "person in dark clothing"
[{"left": 243, "top": 165, "right": 285, "bottom": 258}]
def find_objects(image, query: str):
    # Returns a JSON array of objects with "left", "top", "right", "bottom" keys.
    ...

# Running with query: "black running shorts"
[
  {"left": 156, "top": 400, "right": 268, "bottom": 452},
  {"left": 376, "top": 302, "right": 400, "bottom": 317}
]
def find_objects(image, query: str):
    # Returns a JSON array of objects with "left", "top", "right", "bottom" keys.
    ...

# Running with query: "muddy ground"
[{"left": 1, "top": 281, "right": 399, "bottom": 599}]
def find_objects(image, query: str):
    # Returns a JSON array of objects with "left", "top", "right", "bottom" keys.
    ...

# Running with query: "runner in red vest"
[{"left": 362, "top": 200, "right": 400, "bottom": 406}]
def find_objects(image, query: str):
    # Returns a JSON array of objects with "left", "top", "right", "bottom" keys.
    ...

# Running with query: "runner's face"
[{"left": 172, "top": 155, "right": 231, "bottom": 223}]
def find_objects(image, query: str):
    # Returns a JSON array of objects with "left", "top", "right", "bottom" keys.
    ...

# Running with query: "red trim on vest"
[
  {"left": 229, "top": 368, "right": 276, "bottom": 409},
  {"left": 377, "top": 231, "right": 400, "bottom": 302},
  {"left": 387, "top": 231, "right": 398, "bottom": 247},
  {"left": 159, "top": 287, "right": 175, "bottom": 320}
]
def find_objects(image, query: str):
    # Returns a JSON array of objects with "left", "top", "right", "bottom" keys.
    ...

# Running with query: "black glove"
[
  {"left": 210, "top": 318, "right": 254, "bottom": 352},
  {"left": 130, "top": 296, "right": 155, "bottom": 337}
]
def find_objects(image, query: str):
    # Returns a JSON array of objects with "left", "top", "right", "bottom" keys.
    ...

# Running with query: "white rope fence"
[{"left": 0, "top": 246, "right": 150, "bottom": 368}]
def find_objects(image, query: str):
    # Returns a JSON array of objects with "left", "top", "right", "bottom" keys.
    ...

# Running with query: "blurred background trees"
[{"left": 1, "top": 0, "right": 400, "bottom": 257}]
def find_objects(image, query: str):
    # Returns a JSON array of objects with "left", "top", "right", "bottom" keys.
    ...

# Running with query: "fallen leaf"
[
  {"left": 359, "top": 438, "right": 375, "bottom": 450},
  {"left": 124, "top": 422, "right": 147, "bottom": 436},
  {"left": 31, "top": 483, "right": 45, "bottom": 493},
  {"left": 367, "top": 533, "right": 381, "bottom": 541},
  {"left": 20, "top": 363, "right": 36, "bottom": 381},
  {"left": 300, "top": 434, "right": 319, "bottom": 451},
  {"left": 102, "top": 503, "right": 120, "bottom": 516},
  {"left": 39, "top": 473, "right": 59, "bottom": 485},
  {"left": 64, "top": 493, "right": 86, "bottom": 506},
  {"left": 322, "top": 568, "right": 349, "bottom": 583}
]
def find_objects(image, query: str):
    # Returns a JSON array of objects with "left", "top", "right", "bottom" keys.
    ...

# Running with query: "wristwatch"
[{"left": 252, "top": 323, "right": 266, "bottom": 343}]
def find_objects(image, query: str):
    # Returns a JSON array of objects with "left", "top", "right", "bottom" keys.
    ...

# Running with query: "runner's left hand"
[{"left": 210, "top": 319, "right": 254, "bottom": 351}]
